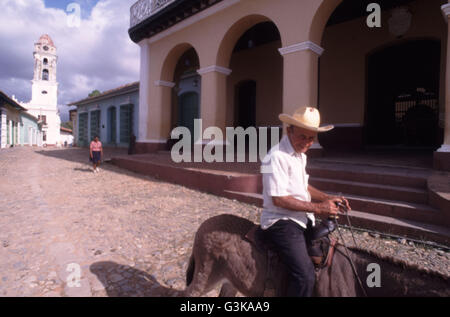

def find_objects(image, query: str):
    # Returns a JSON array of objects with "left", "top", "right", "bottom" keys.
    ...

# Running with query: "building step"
[
  {"left": 111, "top": 156, "right": 261, "bottom": 195},
  {"left": 338, "top": 209, "right": 450, "bottom": 247},
  {"left": 222, "top": 190, "right": 444, "bottom": 227},
  {"left": 325, "top": 192, "right": 446, "bottom": 227},
  {"left": 222, "top": 190, "right": 450, "bottom": 246},
  {"left": 309, "top": 177, "right": 429, "bottom": 205},
  {"left": 307, "top": 161, "right": 430, "bottom": 189}
]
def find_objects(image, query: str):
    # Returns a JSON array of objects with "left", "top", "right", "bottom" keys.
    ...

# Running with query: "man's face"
[{"left": 287, "top": 126, "right": 317, "bottom": 154}]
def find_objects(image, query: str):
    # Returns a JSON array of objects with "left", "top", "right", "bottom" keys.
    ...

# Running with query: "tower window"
[
  {"left": 42, "top": 90, "right": 48, "bottom": 94},
  {"left": 38, "top": 115, "right": 47, "bottom": 124},
  {"left": 43, "top": 58, "right": 48, "bottom": 65},
  {"left": 42, "top": 69, "right": 49, "bottom": 81}
]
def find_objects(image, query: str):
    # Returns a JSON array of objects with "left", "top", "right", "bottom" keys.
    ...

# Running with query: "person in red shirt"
[{"left": 90, "top": 136, "right": 103, "bottom": 173}]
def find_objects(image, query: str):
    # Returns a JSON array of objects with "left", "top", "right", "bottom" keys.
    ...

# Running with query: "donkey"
[{"left": 183, "top": 214, "right": 450, "bottom": 297}]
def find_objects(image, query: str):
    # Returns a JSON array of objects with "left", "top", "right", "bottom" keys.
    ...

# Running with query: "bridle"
[{"left": 332, "top": 204, "right": 368, "bottom": 297}]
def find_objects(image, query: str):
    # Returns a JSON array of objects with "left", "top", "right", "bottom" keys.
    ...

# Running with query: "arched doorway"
[
  {"left": 228, "top": 21, "right": 282, "bottom": 129},
  {"left": 367, "top": 39, "right": 441, "bottom": 147},
  {"left": 172, "top": 47, "right": 201, "bottom": 143},
  {"left": 318, "top": 0, "right": 446, "bottom": 154}
]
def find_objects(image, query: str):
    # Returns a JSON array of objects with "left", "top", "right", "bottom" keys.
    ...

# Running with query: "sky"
[{"left": 0, "top": 0, "right": 140, "bottom": 122}]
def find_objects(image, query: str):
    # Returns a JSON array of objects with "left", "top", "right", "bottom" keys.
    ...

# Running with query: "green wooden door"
[
  {"left": 178, "top": 92, "right": 199, "bottom": 142},
  {"left": 108, "top": 107, "right": 117, "bottom": 144},
  {"left": 120, "top": 105, "right": 133, "bottom": 144},
  {"left": 12, "top": 122, "right": 16, "bottom": 145},
  {"left": 90, "top": 110, "right": 101, "bottom": 140},
  {"left": 78, "top": 113, "right": 88, "bottom": 147}
]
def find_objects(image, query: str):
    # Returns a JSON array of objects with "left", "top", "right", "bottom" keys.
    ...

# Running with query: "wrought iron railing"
[{"left": 130, "top": 0, "right": 176, "bottom": 28}]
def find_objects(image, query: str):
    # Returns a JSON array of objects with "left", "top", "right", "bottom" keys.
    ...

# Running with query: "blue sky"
[
  {"left": 44, "top": 0, "right": 100, "bottom": 19},
  {"left": 0, "top": 0, "right": 139, "bottom": 122}
]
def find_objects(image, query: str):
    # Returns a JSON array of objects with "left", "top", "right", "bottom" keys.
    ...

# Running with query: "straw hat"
[{"left": 279, "top": 106, "right": 334, "bottom": 133}]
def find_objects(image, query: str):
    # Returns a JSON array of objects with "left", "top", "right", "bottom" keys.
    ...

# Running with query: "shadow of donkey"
[{"left": 90, "top": 261, "right": 182, "bottom": 297}]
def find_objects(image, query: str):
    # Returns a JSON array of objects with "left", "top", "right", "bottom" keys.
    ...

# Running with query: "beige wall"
[
  {"left": 139, "top": 0, "right": 448, "bottom": 143},
  {"left": 226, "top": 40, "right": 283, "bottom": 127},
  {"left": 319, "top": 0, "right": 448, "bottom": 126},
  {"left": 142, "top": 0, "right": 338, "bottom": 140}
]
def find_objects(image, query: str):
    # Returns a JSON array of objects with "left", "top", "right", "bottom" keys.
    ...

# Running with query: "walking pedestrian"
[{"left": 90, "top": 136, "right": 103, "bottom": 173}]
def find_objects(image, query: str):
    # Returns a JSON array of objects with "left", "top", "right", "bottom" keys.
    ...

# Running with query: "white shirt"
[{"left": 260, "top": 135, "right": 315, "bottom": 230}]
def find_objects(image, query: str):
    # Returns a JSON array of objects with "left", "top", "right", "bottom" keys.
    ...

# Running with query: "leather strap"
[{"left": 325, "top": 238, "right": 337, "bottom": 268}]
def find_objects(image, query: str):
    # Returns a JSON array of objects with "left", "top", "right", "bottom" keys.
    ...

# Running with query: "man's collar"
[
  {"left": 281, "top": 135, "right": 306, "bottom": 158},
  {"left": 281, "top": 135, "right": 297, "bottom": 156}
]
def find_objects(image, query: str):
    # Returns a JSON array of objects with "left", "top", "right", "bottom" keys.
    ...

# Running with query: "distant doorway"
[
  {"left": 178, "top": 92, "right": 200, "bottom": 142},
  {"left": 107, "top": 107, "right": 117, "bottom": 144},
  {"left": 367, "top": 39, "right": 441, "bottom": 147},
  {"left": 235, "top": 80, "right": 256, "bottom": 128},
  {"left": 78, "top": 113, "right": 88, "bottom": 147}
]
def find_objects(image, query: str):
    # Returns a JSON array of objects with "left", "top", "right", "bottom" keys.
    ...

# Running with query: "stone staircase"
[
  {"left": 111, "top": 153, "right": 450, "bottom": 246},
  {"left": 223, "top": 160, "right": 450, "bottom": 246}
]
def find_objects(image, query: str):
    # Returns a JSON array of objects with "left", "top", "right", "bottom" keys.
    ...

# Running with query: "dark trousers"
[{"left": 263, "top": 219, "right": 315, "bottom": 297}]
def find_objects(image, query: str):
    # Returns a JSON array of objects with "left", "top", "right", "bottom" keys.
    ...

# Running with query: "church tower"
[{"left": 25, "top": 34, "right": 61, "bottom": 145}]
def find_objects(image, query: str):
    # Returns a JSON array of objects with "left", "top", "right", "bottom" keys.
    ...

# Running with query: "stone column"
[
  {"left": 434, "top": 3, "right": 450, "bottom": 171},
  {"left": 151, "top": 80, "right": 175, "bottom": 149},
  {"left": 279, "top": 41, "right": 325, "bottom": 157},
  {"left": 197, "top": 65, "right": 231, "bottom": 133},
  {"left": 137, "top": 40, "right": 150, "bottom": 144},
  {"left": 17, "top": 122, "right": 21, "bottom": 146},
  {"left": 0, "top": 109, "right": 6, "bottom": 149},
  {"left": 9, "top": 119, "right": 12, "bottom": 146},
  {"left": 136, "top": 40, "right": 175, "bottom": 154}
]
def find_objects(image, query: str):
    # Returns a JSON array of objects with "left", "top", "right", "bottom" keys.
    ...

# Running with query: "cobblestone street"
[
  {"left": 0, "top": 146, "right": 261, "bottom": 297},
  {"left": 0, "top": 147, "right": 448, "bottom": 297}
]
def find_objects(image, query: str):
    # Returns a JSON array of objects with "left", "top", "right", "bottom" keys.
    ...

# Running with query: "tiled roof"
[
  {"left": 60, "top": 127, "right": 73, "bottom": 133},
  {"left": 68, "top": 81, "right": 139, "bottom": 106},
  {"left": 38, "top": 34, "right": 55, "bottom": 47},
  {"left": 0, "top": 90, "right": 27, "bottom": 111}
]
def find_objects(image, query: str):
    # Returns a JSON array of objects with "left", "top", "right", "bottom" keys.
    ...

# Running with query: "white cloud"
[{"left": 0, "top": 0, "right": 139, "bottom": 121}]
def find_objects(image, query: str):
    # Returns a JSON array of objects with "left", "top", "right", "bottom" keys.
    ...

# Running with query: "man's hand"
[
  {"left": 315, "top": 198, "right": 342, "bottom": 218},
  {"left": 329, "top": 195, "right": 351, "bottom": 212}
]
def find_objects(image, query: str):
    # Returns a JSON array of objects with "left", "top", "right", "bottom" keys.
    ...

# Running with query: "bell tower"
[
  {"left": 24, "top": 34, "right": 61, "bottom": 145},
  {"left": 30, "top": 34, "right": 58, "bottom": 107}
]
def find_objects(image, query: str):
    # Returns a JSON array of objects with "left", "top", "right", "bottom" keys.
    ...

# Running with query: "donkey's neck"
[{"left": 347, "top": 246, "right": 450, "bottom": 297}]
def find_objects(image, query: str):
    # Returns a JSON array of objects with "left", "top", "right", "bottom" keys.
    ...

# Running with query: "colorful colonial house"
[
  {"left": 69, "top": 82, "right": 139, "bottom": 148},
  {"left": 0, "top": 90, "right": 42, "bottom": 148},
  {"left": 128, "top": 0, "right": 450, "bottom": 170}
]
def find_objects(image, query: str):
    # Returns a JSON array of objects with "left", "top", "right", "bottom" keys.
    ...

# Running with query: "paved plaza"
[
  {"left": 0, "top": 147, "right": 448, "bottom": 297},
  {"left": 0, "top": 146, "right": 261, "bottom": 296}
]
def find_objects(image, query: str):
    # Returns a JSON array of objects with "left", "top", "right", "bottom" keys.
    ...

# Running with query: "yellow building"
[{"left": 128, "top": 0, "right": 450, "bottom": 170}]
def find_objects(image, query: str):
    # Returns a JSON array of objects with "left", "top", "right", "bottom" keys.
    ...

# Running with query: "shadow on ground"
[
  {"left": 34, "top": 148, "right": 167, "bottom": 184},
  {"left": 90, "top": 261, "right": 183, "bottom": 297},
  {"left": 35, "top": 147, "right": 126, "bottom": 164},
  {"left": 73, "top": 167, "right": 94, "bottom": 173}
]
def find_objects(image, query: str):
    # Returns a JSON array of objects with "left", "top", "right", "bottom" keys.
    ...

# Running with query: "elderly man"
[{"left": 261, "top": 106, "right": 350, "bottom": 297}]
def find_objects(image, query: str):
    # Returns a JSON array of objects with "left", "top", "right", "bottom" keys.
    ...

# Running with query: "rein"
[{"left": 332, "top": 209, "right": 368, "bottom": 297}]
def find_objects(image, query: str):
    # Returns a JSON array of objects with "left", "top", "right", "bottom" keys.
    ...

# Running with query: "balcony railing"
[{"left": 130, "top": 0, "right": 176, "bottom": 28}]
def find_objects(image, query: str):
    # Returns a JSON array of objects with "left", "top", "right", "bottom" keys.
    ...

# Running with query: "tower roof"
[{"left": 37, "top": 34, "right": 55, "bottom": 47}]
